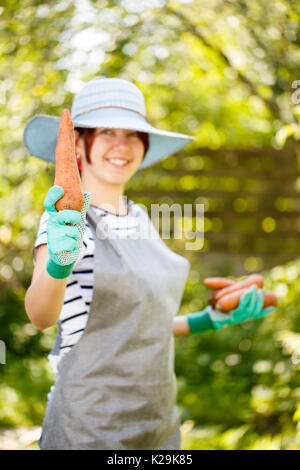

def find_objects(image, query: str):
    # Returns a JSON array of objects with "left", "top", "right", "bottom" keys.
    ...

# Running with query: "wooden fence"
[{"left": 127, "top": 142, "right": 300, "bottom": 275}]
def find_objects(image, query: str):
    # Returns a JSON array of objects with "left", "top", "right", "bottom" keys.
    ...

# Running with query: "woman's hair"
[{"left": 75, "top": 128, "right": 149, "bottom": 171}]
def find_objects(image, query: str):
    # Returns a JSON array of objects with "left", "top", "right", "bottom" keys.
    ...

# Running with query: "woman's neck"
[{"left": 81, "top": 172, "right": 128, "bottom": 215}]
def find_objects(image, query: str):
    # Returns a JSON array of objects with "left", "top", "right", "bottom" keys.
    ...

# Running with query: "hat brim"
[{"left": 23, "top": 108, "right": 195, "bottom": 169}]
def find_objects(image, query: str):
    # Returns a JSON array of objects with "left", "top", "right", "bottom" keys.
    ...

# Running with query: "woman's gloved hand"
[
  {"left": 44, "top": 185, "right": 91, "bottom": 279},
  {"left": 187, "top": 285, "right": 275, "bottom": 334}
]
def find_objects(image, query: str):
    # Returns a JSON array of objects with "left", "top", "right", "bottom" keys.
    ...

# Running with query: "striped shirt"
[{"left": 33, "top": 200, "right": 144, "bottom": 379}]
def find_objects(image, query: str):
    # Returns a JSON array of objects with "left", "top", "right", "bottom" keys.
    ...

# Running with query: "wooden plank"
[
  {"left": 181, "top": 143, "right": 298, "bottom": 160},
  {"left": 129, "top": 189, "right": 300, "bottom": 198},
  {"left": 167, "top": 169, "right": 298, "bottom": 178}
]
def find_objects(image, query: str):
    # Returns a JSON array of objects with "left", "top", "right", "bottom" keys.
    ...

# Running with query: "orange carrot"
[
  {"left": 215, "top": 287, "right": 250, "bottom": 311},
  {"left": 262, "top": 291, "right": 278, "bottom": 309},
  {"left": 214, "top": 274, "right": 264, "bottom": 302},
  {"left": 204, "top": 277, "right": 236, "bottom": 289},
  {"left": 54, "top": 109, "right": 84, "bottom": 212},
  {"left": 215, "top": 289, "right": 277, "bottom": 312}
]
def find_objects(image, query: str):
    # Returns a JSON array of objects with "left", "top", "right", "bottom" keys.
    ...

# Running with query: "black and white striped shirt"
[{"left": 33, "top": 200, "right": 143, "bottom": 376}]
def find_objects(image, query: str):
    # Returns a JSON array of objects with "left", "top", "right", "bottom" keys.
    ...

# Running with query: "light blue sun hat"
[{"left": 23, "top": 77, "right": 195, "bottom": 169}]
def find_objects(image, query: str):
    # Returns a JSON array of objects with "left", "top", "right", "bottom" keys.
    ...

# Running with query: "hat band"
[{"left": 72, "top": 104, "right": 146, "bottom": 120}]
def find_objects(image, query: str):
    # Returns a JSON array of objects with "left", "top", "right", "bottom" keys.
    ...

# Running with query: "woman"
[{"left": 23, "top": 77, "right": 275, "bottom": 450}]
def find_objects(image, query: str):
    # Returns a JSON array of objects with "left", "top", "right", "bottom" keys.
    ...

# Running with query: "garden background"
[{"left": 1, "top": 0, "right": 300, "bottom": 450}]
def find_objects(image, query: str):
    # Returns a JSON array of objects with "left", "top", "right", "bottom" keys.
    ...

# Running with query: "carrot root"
[
  {"left": 54, "top": 109, "right": 84, "bottom": 213},
  {"left": 204, "top": 277, "right": 236, "bottom": 289},
  {"left": 214, "top": 274, "right": 264, "bottom": 302},
  {"left": 216, "top": 289, "right": 278, "bottom": 312}
]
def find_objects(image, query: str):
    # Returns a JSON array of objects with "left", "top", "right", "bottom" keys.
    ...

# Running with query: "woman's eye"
[{"left": 99, "top": 129, "right": 139, "bottom": 137}]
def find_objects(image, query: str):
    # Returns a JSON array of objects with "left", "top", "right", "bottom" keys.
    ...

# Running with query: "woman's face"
[{"left": 77, "top": 128, "right": 145, "bottom": 186}]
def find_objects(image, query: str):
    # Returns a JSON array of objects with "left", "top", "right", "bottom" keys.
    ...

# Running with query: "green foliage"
[{"left": 0, "top": 284, "right": 56, "bottom": 428}]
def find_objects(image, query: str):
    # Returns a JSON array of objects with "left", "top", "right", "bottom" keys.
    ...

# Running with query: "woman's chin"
[
  {"left": 97, "top": 171, "right": 130, "bottom": 186},
  {"left": 97, "top": 164, "right": 139, "bottom": 185}
]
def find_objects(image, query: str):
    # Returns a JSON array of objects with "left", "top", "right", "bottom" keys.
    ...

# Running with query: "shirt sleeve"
[{"left": 33, "top": 210, "right": 49, "bottom": 266}]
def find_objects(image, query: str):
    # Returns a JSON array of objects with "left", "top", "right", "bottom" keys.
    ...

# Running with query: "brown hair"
[{"left": 75, "top": 127, "right": 149, "bottom": 171}]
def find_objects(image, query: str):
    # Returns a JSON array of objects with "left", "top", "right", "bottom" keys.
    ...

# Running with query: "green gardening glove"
[
  {"left": 187, "top": 285, "right": 275, "bottom": 334},
  {"left": 44, "top": 185, "right": 91, "bottom": 279}
]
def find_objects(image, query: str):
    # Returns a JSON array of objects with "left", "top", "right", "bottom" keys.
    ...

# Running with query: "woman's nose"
[{"left": 113, "top": 133, "right": 130, "bottom": 147}]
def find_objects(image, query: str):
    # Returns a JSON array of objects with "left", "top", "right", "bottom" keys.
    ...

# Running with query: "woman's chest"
[{"left": 77, "top": 222, "right": 190, "bottom": 307}]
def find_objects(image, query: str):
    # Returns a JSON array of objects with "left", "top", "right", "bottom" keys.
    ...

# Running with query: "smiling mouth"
[{"left": 105, "top": 158, "right": 130, "bottom": 168}]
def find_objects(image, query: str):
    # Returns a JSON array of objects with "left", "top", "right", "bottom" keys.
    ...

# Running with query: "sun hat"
[{"left": 23, "top": 77, "right": 195, "bottom": 169}]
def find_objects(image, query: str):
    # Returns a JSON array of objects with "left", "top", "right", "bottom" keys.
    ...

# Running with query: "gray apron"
[{"left": 38, "top": 205, "right": 190, "bottom": 450}]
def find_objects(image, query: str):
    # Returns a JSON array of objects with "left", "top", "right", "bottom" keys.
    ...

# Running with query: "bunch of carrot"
[{"left": 204, "top": 274, "right": 278, "bottom": 312}]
